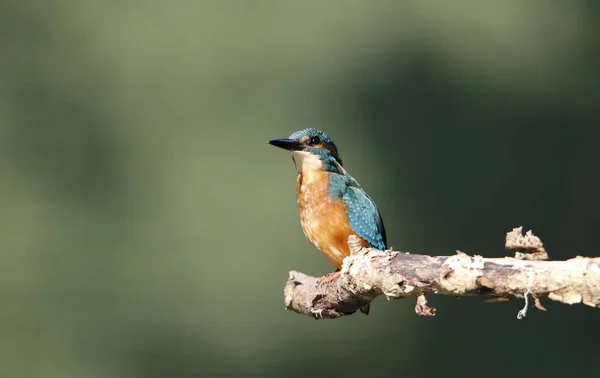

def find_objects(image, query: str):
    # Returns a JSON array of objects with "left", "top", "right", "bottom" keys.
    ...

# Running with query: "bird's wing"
[{"left": 328, "top": 173, "right": 387, "bottom": 250}]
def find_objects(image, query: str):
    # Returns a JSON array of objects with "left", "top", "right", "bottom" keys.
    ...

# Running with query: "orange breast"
[{"left": 296, "top": 170, "right": 369, "bottom": 268}]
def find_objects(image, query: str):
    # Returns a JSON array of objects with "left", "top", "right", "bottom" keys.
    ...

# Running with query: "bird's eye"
[{"left": 308, "top": 136, "right": 320, "bottom": 146}]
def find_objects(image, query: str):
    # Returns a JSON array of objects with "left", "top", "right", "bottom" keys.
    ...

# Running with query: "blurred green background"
[{"left": 1, "top": 1, "right": 599, "bottom": 377}]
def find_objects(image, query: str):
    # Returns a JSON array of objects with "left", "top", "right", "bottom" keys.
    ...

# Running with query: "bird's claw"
[{"left": 315, "top": 271, "right": 341, "bottom": 288}]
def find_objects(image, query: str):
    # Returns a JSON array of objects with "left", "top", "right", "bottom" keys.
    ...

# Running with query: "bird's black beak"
[{"left": 267, "top": 138, "right": 302, "bottom": 151}]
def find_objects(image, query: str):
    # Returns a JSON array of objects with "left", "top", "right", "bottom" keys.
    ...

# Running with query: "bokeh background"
[{"left": 1, "top": 1, "right": 599, "bottom": 377}]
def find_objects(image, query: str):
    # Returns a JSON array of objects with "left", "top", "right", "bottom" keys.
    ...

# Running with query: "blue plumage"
[
  {"left": 328, "top": 173, "right": 387, "bottom": 251},
  {"left": 289, "top": 128, "right": 343, "bottom": 168}
]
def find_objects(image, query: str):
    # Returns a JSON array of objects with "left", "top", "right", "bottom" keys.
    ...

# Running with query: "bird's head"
[{"left": 268, "top": 128, "right": 343, "bottom": 173}]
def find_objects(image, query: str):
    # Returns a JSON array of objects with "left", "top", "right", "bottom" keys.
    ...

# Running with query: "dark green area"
[{"left": 1, "top": 2, "right": 598, "bottom": 377}]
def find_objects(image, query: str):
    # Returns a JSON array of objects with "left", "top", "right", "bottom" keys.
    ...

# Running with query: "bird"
[{"left": 268, "top": 128, "right": 387, "bottom": 315}]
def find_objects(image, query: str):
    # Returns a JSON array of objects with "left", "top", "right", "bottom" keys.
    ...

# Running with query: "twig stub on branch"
[{"left": 506, "top": 226, "right": 549, "bottom": 261}]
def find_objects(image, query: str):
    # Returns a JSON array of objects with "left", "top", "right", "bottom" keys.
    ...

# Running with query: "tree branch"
[{"left": 284, "top": 227, "right": 600, "bottom": 319}]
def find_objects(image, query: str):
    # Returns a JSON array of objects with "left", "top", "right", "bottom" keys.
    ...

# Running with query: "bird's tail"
[{"left": 360, "top": 303, "right": 370, "bottom": 315}]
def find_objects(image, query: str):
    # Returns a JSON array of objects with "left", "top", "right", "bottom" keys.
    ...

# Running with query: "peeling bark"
[{"left": 284, "top": 228, "right": 600, "bottom": 319}]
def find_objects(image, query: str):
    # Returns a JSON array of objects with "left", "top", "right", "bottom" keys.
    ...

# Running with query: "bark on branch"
[{"left": 284, "top": 227, "right": 600, "bottom": 319}]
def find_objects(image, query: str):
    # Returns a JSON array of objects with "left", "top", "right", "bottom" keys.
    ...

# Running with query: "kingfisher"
[{"left": 268, "top": 128, "right": 387, "bottom": 315}]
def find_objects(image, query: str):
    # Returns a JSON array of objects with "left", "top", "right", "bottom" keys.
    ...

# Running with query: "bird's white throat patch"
[{"left": 292, "top": 151, "right": 323, "bottom": 173}]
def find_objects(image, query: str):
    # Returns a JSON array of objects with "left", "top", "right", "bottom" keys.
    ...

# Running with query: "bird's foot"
[{"left": 315, "top": 270, "right": 341, "bottom": 288}]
